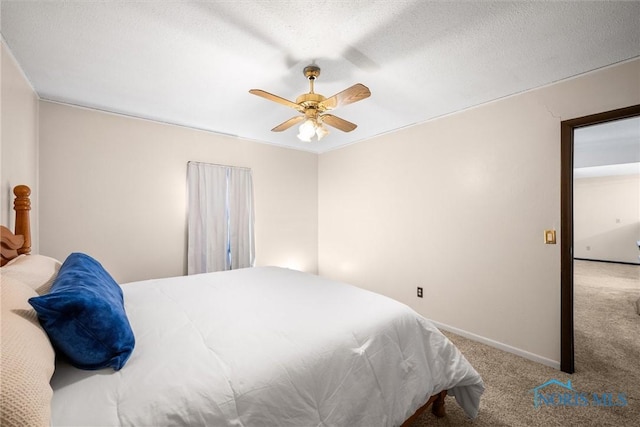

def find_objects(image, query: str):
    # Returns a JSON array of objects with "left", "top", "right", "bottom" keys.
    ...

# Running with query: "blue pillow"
[{"left": 28, "top": 253, "right": 135, "bottom": 370}]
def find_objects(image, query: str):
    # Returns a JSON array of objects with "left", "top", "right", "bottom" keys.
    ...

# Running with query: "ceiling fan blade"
[
  {"left": 320, "top": 83, "right": 371, "bottom": 110},
  {"left": 321, "top": 114, "right": 357, "bottom": 132},
  {"left": 249, "top": 89, "right": 303, "bottom": 111},
  {"left": 272, "top": 115, "right": 305, "bottom": 132}
]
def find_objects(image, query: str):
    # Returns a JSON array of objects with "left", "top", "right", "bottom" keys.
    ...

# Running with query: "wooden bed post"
[{"left": 13, "top": 185, "right": 31, "bottom": 255}]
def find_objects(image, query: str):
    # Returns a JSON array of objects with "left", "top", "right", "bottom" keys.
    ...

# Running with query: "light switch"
[{"left": 544, "top": 230, "right": 556, "bottom": 244}]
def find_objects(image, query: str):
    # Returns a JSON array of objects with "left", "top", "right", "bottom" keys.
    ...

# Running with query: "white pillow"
[
  {"left": 0, "top": 275, "right": 56, "bottom": 427},
  {"left": 2, "top": 255, "right": 62, "bottom": 295}
]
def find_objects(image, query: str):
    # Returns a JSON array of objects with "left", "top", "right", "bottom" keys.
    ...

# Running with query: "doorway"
[{"left": 560, "top": 104, "right": 640, "bottom": 373}]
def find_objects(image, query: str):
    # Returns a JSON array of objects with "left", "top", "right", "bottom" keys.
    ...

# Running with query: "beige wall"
[
  {"left": 6, "top": 38, "right": 639, "bottom": 368},
  {"left": 38, "top": 102, "right": 318, "bottom": 283},
  {"left": 1, "top": 42, "right": 39, "bottom": 251},
  {"left": 318, "top": 59, "right": 640, "bottom": 367},
  {"left": 574, "top": 174, "right": 640, "bottom": 264}
]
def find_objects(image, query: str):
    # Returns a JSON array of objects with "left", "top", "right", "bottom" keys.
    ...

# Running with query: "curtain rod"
[{"left": 188, "top": 160, "right": 251, "bottom": 171}]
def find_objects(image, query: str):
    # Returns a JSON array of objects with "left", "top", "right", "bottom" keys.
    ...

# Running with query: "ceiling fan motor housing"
[{"left": 296, "top": 93, "right": 326, "bottom": 111}]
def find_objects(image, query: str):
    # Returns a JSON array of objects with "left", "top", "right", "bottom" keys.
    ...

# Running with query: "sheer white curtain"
[
  {"left": 227, "top": 167, "right": 255, "bottom": 270},
  {"left": 187, "top": 162, "right": 255, "bottom": 274}
]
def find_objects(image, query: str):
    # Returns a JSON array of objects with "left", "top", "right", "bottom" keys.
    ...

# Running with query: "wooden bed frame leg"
[
  {"left": 399, "top": 390, "right": 448, "bottom": 427},
  {"left": 431, "top": 390, "right": 447, "bottom": 418}
]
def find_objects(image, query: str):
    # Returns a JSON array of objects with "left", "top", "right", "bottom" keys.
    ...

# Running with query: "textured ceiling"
[{"left": 1, "top": 1, "right": 639, "bottom": 153}]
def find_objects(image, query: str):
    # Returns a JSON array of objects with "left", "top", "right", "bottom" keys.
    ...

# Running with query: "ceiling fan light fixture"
[
  {"left": 297, "top": 118, "right": 317, "bottom": 142},
  {"left": 316, "top": 122, "right": 329, "bottom": 140},
  {"left": 297, "top": 118, "right": 329, "bottom": 142}
]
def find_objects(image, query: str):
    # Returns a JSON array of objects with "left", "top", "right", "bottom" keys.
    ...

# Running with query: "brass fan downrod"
[{"left": 297, "top": 65, "right": 325, "bottom": 108}]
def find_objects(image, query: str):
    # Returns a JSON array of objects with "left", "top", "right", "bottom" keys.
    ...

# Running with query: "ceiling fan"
[{"left": 249, "top": 65, "right": 371, "bottom": 142}]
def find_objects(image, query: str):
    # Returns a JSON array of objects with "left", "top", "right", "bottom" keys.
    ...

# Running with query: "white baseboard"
[{"left": 430, "top": 320, "right": 561, "bottom": 371}]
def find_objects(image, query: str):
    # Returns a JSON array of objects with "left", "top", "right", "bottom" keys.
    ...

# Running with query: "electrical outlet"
[{"left": 417, "top": 287, "right": 423, "bottom": 298}]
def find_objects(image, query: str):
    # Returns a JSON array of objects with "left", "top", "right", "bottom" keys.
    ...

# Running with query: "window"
[{"left": 187, "top": 161, "right": 255, "bottom": 274}]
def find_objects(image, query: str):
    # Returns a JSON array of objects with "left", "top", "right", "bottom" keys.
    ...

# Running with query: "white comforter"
[{"left": 51, "top": 267, "right": 484, "bottom": 426}]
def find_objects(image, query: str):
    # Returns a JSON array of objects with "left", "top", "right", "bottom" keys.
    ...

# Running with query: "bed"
[{"left": 1, "top": 185, "right": 484, "bottom": 426}]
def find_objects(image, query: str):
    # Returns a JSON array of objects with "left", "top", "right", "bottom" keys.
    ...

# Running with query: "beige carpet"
[{"left": 410, "top": 260, "right": 640, "bottom": 426}]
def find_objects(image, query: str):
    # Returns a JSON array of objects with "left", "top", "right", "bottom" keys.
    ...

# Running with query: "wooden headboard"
[{"left": 0, "top": 185, "right": 32, "bottom": 266}]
